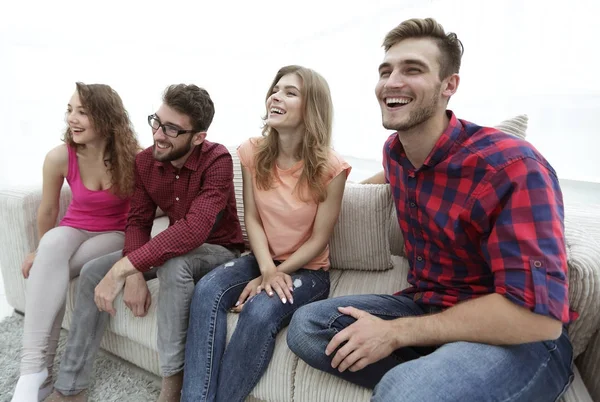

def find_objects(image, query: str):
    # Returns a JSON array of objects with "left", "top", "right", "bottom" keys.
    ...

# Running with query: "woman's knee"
[
  {"left": 37, "top": 226, "right": 80, "bottom": 256},
  {"left": 191, "top": 269, "right": 225, "bottom": 301},
  {"left": 238, "top": 294, "right": 284, "bottom": 331}
]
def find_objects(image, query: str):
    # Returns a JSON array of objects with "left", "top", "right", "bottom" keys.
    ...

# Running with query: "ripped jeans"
[{"left": 181, "top": 254, "right": 330, "bottom": 402}]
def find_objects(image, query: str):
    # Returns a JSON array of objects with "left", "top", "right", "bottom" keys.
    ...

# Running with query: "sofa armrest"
[
  {"left": 0, "top": 185, "right": 72, "bottom": 312},
  {"left": 577, "top": 329, "right": 600, "bottom": 402},
  {"left": 563, "top": 204, "right": 600, "bottom": 358}
]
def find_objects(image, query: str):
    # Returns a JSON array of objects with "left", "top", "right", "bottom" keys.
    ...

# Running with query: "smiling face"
[
  {"left": 151, "top": 103, "right": 199, "bottom": 165},
  {"left": 265, "top": 73, "right": 304, "bottom": 133},
  {"left": 375, "top": 37, "right": 451, "bottom": 132},
  {"left": 67, "top": 90, "right": 98, "bottom": 144}
]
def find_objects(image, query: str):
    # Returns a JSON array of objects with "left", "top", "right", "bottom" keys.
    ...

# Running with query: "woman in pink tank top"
[
  {"left": 182, "top": 66, "right": 351, "bottom": 402},
  {"left": 12, "top": 83, "right": 140, "bottom": 402}
]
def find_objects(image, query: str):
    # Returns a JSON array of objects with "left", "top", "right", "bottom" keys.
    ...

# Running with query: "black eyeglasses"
[{"left": 148, "top": 115, "right": 197, "bottom": 138}]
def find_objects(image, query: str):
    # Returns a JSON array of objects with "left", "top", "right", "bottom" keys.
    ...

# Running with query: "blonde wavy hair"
[
  {"left": 255, "top": 65, "right": 333, "bottom": 203},
  {"left": 63, "top": 82, "right": 140, "bottom": 198}
]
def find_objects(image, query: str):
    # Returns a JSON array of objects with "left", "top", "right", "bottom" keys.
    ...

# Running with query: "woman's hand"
[
  {"left": 22, "top": 252, "right": 36, "bottom": 278},
  {"left": 258, "top": 270, "right": 294, "bottom": 305},
  {"left": 231, "top": 276, "right": 263, "bottom": 313}
]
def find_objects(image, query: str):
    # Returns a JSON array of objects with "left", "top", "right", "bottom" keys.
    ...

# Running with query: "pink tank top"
[{"left": 59, "top": 146, "right": 130, "bottom": 232}]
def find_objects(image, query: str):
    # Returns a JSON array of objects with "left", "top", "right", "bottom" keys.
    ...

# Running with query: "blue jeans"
[
  {"left": 181, "top": 254, "right": 330, "bottom": 402},
  {"left": 287, "top": 294, "right": 574, "bottom": 402}
]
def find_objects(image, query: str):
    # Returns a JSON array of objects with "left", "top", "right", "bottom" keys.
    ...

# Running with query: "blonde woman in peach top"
[{"left": 181, "top": 65, "right": 351, "bottom": 402}]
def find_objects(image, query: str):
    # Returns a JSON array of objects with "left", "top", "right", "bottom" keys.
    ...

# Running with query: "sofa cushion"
[
  {"left": 329, "top": 256, "right": 409, "bottom": 297},
  {"left": 329, "top": 183, "right": 393, "bottom": 271},
  {"left": 494, "top": 114, "right": 528, "bottom": 139},
  {"left": 563, "top": 204, "right": 600, "bottom": 358}
]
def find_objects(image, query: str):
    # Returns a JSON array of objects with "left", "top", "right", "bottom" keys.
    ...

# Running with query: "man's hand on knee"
[
  {"left": 124, "top": 273, "right": 151, "bottom": 317},
  {"left": 326, "top": 306, "right": 397, "bottom": 373}
]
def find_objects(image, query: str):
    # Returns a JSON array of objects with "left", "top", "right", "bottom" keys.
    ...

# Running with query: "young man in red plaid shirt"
[
  {"left": 288, "top": 18, "right": 575, "bottom": 401},
  {"left": 48, "top": 84, "right": 244, "bottom": 402}
]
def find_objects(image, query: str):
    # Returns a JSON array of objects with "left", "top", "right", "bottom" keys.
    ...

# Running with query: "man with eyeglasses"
[{"left": 48, "top": 84, "right": 244, "bottom": 402}]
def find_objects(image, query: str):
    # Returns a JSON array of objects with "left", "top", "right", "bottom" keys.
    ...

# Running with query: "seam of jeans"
[
  {"left": 326, "top": 308, "right": 412, "bottom": 330},
  {"left": 236, "top": 277, "right": 331, "bottom": 401},
  {"left": 498, "top": 348, "right": 554, "bottom": 402},
  {"left": 203, "top": 278, "right": 255, "bottom": 401},
  {"left": 552, "top": 343, "right": 575, "bottom": 402}
]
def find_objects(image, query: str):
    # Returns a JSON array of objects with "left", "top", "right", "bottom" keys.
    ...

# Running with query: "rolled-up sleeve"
[{"left": 478, "top": 157, "right": 575, "bottom": 324}]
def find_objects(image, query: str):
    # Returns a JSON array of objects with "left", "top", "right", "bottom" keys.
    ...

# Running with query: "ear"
[
  {"left": 442, "top": 73, "right": 460, "bottom": 98},
  {"left": 192, "top": 131, "right": 207, "bottom": 146}
]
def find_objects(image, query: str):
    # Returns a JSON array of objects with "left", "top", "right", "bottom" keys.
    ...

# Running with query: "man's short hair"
[
  {"left": 162, "top": 84, "right": 215, "bottom": 132},
  {"left": 383, "top": 18, "right": 464, "bottom": 80}
]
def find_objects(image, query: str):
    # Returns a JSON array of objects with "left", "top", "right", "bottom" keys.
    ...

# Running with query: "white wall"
[{"left": 1, "top": 0, "right": 598, "bottom": 188}]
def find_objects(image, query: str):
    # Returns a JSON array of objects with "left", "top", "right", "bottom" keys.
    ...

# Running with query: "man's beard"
[
  {"left": 153, "top": 137, "right": 193, "bottom": 162},
  {"left": 383, "top": 86, "right": 441, "bottom": 132}
]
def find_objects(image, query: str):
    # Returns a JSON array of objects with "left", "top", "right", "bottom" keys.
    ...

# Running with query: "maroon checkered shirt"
[{"left": 123, "top": 141, "right": 244, "bottom": 272}]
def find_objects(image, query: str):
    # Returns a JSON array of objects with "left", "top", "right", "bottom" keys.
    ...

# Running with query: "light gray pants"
[
  {"left": 21, "top": 226, "right": 124, "bottom": 378},
  {"left": 54, "top": 243, "right": 238, "bottom": 396}
]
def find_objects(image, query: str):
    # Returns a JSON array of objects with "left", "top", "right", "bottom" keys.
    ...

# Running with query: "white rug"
[{"left": 0, "top": 313, "right": 160, "bottom": 402}]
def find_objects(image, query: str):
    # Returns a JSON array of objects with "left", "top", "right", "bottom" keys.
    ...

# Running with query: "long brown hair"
[
  {"left": 255, "top": 65, "right": 333, "bottom": 203},
  {"left": 62, "top": 83, "right": 140, "bottom": 198}
]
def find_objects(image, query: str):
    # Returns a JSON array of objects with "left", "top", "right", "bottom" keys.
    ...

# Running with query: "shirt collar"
[
  {"left": 153, "top": 141, "right": 204, "bottom": 172},
  {"left": 390, "top": 110, "right": 463, "bottom": 170}
]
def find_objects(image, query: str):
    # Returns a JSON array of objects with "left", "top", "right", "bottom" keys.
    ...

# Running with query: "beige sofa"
[{"left": 1, "top": 144, "right": 600, "bottom": 402}]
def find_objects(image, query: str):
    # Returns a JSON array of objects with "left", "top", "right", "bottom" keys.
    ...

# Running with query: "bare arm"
[
  {"left": 392, "top": 293, "right": 562, "bottom": 346},
  {"left": 22, "top": 145, "right": 67, "bottom": 278},
  {"left": 241, "top": 166, "right": 278, "bottom": 274},
  {"left": 360, "top": 170, "right": 386, "bottom": 184},
  {"left": 36, "top": 145, "right": 68, "bottom": 240}
]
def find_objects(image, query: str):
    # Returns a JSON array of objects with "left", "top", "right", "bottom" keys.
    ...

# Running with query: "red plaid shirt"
[
  {"left": 123, "top": 141, "right": 244, "bottom": 272},
  {"left": 385, "top": 111, "right": 576, "bottom": 324}
]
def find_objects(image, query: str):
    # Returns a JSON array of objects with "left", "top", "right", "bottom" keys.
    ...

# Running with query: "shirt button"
[
  {"left": 175, "top": 197, "right": 179, "bottom": 201},
  {"left": 176, "top": 175, "right": 179, "bottom": 179},
  {"left": 410, "top": 201, "right": 416, "bottom": 207},
  {"left": 533, "top": 260, "right": 542, "bottom": 268},
  {"left": 416, "top": 256, "right": 423, "bottom": 262}
]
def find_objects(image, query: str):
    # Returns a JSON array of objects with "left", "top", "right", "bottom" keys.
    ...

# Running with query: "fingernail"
[
  {"left": 290, "top": 298, "right": 294, "bottom": 304},
  {"left": 282, "top": 298, "right": 287, "bottom": 304},
  {"left": 325, "top": 349, "right": 330, "bottom": 356},
  {"left": 289, "top": 287, "right": 294, "bottom": 292},
  {"left": 235, "top": 301, "right": 240, "bottom": 306},
  {"left": 269, "top": 292, "right": 273, "bottom": 296}
]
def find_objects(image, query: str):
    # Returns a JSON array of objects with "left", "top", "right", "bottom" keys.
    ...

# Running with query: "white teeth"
[
  {"left": 270, "top": 107, "right": 285, "bottom": 115},
  {"left": 386, "top": 97, "right": 412, "bottom": 105},
  {"left": 156, "top": 142, "right": 169, "bottom": 149}
]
